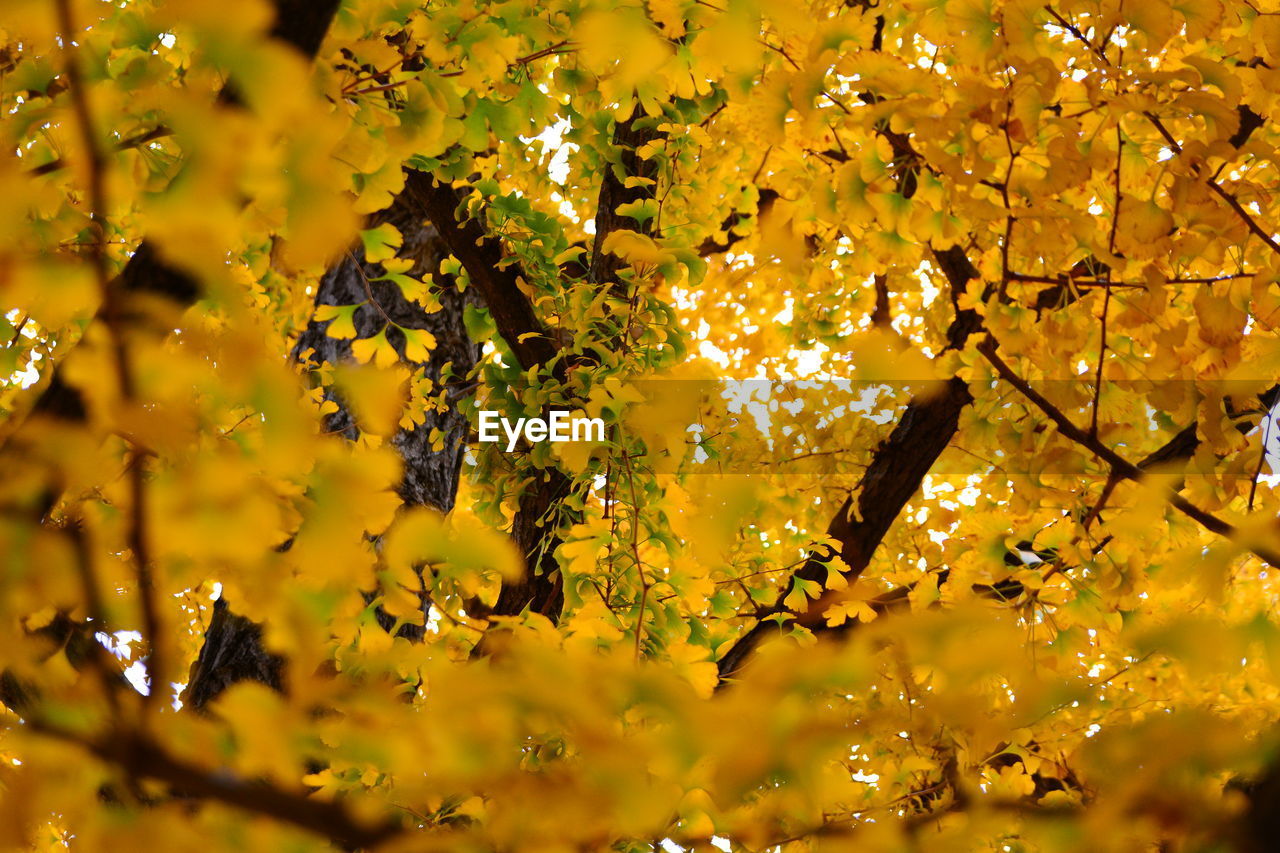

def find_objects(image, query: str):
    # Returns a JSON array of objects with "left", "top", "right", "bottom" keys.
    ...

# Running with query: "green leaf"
[
  {"left": 615, "top": 198, "right": 660, "bottom": 226},
  {"left": 463, "top": 303, "right": 496, "bottom": 343},
  {"left": 360, "top": 224, "right": 403, "bottom": 263}
]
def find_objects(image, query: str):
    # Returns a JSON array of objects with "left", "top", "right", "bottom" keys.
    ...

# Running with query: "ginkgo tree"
[{"left": 4, "top": 0, "right": 1280, "bottom": 849}]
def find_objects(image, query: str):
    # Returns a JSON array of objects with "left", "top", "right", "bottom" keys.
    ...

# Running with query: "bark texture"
[
  {"left": 402, "top": 171, "right": 559, "bottom": 371},
  {"left": 290, "top": 207, "right": 480, "bottom": 512},
  {"left": 587, "top": 113, "right": 664, "bottom": 287},
  {"left": 714, "top": 376, "right": 975, "bottom": 682},
  {"left": 185, "top": 193, "right": 480, "bottom": 710},
  {"left": 183, "top": 598, "right": 284, "bottom": 711}
]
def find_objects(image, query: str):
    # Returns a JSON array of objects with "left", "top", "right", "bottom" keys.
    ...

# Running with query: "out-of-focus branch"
[
  {"left": 7, "top": 0, "right": 343, "bottom": 436},
  {"left": 27, "top": 126, "right": 173, "bottom": 177},
  {"left": 27, "top": 720, "right": 404, "bottom": 850}
]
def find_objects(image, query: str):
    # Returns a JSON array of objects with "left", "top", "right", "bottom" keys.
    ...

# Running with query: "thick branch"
[
  {"left": 451, "top": 113, "right": 666, "bottom": 627},
  {"left": 715, "top": 375, "right": 973, "bottom": 682},
  {"left": 402, "top": 170, "right": 558, "bottom": 371},
  {"left": 401, "top": 169, "right": 576, "bottom": 626},
  {"left": 717, "top": 244, "right": 983, "bottom": 683},
  {"left": 184, "top": 598, "right": 285, "bottom": 712},
  {"left": 717, "top": 12, "right": 1276, "bottom": 684},
  {"left": 187, "top": 193, "right": 479, "bottom": 708},
  {"left": 1136, "top": 383, "right": 1280, "bottom": 474},
  {"left": 588, "top": 111, "right": 663, "bottom": 284}
]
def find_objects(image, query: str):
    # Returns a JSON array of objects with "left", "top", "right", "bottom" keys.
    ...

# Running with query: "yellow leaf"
[
  {"left": 400, "top": 327, "right": 437, "bottom": 362},
  {"left": 314, "top": 303, "right": 358, "bottom": 339},
  {"left": 332, "top": 363, "right": 410, "bottom": 436},
  {"left": 360, "top": 223, "right": 403, "bottom": 263}
]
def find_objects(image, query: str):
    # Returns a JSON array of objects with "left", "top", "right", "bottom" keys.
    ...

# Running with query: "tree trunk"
[{"left": 184, "top": 193, "right": 479, "bottom": 710}]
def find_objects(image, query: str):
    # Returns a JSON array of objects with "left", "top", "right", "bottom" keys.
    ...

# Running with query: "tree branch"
[
  {"left": 9, "top": 0, "right": 343, "bottom": 434},
  {"left": 401, "top": 168, "right": 577, "bottom": 627},
  {"left": 401, "top": 170, "right": 559, "bottom": 372},
  {"left": 27, "top": 126, "right": 173, "bottom": 178},
  {"left": 588, "top": 111, "right": 664, "bottom": 285},
  {"left": 977, "top": 337, "right": 1280, "bottom": 566},
  {"left": 1, "top": 0, "right": 344, "bottom": 719},
  {"left": 696, "top": 189, "right": 780, "bottom": 257},
  {"left": 28, "top": 720, "right": 403, "bottom": 850},
  {"left": 432, "top": 111, "right": 667, "bottom": 629},
  {"left": 717, "top": 244, "right": 984, "bottom": 684}
]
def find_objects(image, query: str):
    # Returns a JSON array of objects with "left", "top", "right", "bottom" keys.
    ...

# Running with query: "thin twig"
[
  {"left": 1092, "top": 126, "right": 1121, "bottom": 437},
  {"left": 1148, "top": 107, "right": 1280, "bottom": 256},
  {"left": 1079, "top": 472, "right": 1121, "bottom": 532},
  {"left": 978, "top": 337, "right": 1280, "bottom": 566},
  {"left": 345, "top": 42, "right": 576, "bottom": 97},
  {"left": 1249, "top": 409, "right": 1273, "bottom": 512},
  {"left": 1046, "top": 5, "right": 1280, "bottom": 263},
  {"left": 997, "top": 75, "right": 1018, "bottom": 301},
  {"left": 5, "top": 314, "right": 29, "bottom": 348},
  {"left": 67, "top": 519, "right": 123, "bottom": 715},
  {"left": 1007, "top": 272, "right": 1252, "bottom": 286},
  {"left": 346, "top": 249, "right": 396, "bottom": 327},
  {"left": 27, "top": 125, "right": 172, "bottom": 177}
]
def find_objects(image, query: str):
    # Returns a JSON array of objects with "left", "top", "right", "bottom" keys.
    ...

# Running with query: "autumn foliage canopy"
[{"left": 5, "top": 0, "right": 1280, "bottom": 850}]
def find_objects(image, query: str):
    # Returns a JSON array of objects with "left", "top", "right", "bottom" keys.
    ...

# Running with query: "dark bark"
[
  {"left": 713, "top": 217, "right": 1277, "bottom": 681},
  {"left": 185, "top": 194, "right": 480, "bottom": 710},
  {"left": 401, "top": 169, "right": 569, "bottom": 624},
  {"left": 265, "top": 0, "right": 342, "bottom": 60},
  {"left": 697, "top": 188, "right": 780, "bottom": 257},
  {"left": 715, "top": 376, "right": 975, "bottom": 682},
  {"left": 711, "top": 199, "right": 1279, "bottom": 681},
  {"left": 490, "top": 470, "right": 569, "bottom": 620},
  {"left": 404, "top": 114, "right": 664, "bottom": 628},
  {"left": 0, "top": 612, "right": 122, "bottom": 716},
  {"left": 716, "top": 373, "right": 1280, "bottom": 684},
  {"left": 1233, "top": 756, "right": 1280, "bottom": 853},
  {"left": 69, "top": 725, "right": 401, "bottom": 850},
  {"left": 290, "top": 207, "right": 481, "bottom": 512},
  {"left": 183, "top": 598, "right": 284, "bottom": 711},
  {"left": 0, "top": 0, "right": 345, "bottom": 721},
  {"left": 587, "top": 112, "right": 664, "bottom": 286},
  {"left": 717, "top": 246, "right": 982, "bottom": 684},
  {"left": 492, "top": 112, "right": 665, "bottom": 624},
  {"left": 402, "top": 170, "right": 559, "bottom": 372}
]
